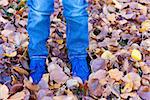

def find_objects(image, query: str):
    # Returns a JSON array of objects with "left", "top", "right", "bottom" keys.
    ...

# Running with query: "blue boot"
[
  {"left": 70, "top": 58, "right": 90, "bottom": 82},
  {"left": 29, "top": 58, "right": 46, "bottom": 84}
]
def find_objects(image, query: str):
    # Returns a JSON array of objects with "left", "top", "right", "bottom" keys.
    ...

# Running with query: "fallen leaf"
[
  {"left": 66, "top": 79, "right": 79, "bottom": 89},
  {"left": 37, "top": 89, "right": 51, "bottom": 100},
  {"left": 121, "top": 92, "right": 141, "bottom": 99},
  {"left": 131, "top": 49, "right": 142, "bottom": 61},
  {"left": 8, "top": 91, "right": 26, "bottom": 100},
  {"left": 12, "top": 66, "right": 29, "bottom": 76},
  {"left": 0, "top": 0, "right": 9, "bottom": 6},
  {"left": 48, "top": 62, "right": 68, "bottom": 84},
  {"left": 24, "top": 79, "right": 40, "bottom": 91},
  {"left": 138, "top": 86, "right": 150, "bottom": 100},
  {"left": 108, "top": 68, "right": 123, "bottom": 81},
  {"left": 90, "top": 58, "right": 105, "bottom": 72},
  {"left": 88, "top": 70, "right": 107, "bottom": 96},
  {"left": 122, "top": 72, "right": 141, "bottom": 92},
  {"left": 7, "top": 8, "right": 16, "bottom": 14},
  {"left": 121, "top": 82, "right": 133, "bottom": 93},
  {"left": 107, "top": 13, "right": 116, "bottom": 22},
  {"left": 10, "top": 83, "right": 24, "bottom": 94},
  {"left": 3, "top": 51, "right": 17, "bottom": 58},
  {"left": 53, "top": 95, "right": 78, "bottom": 100},
  {"left": 112, "top": 0, "right": 122, "bottom": 9},
  {"left": 0, "top": 84, "right": 9, "bottom": 99},
  {"left": 140, "top": 20, "right": 150, "bottom": 32},
  {"left": 101, "top": 51, "right": 115, "bottom": 60},
  {"left": 139, "top": 62, "right": 150, "bottom": 74},
  {"left": 56, "top": 39, "right": 64, "bottom": 45}
]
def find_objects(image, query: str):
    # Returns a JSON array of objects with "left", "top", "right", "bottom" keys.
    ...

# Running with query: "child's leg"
[
  {"left": 62, "top": 0, "right": 90, "bottom": 82},
  {"left": 27, "top": 0, "right": 54, "bottom": 84},
  {"left": 27, "top": 0, "right": 54, "bottom": 59},
  {"left": 62, "top": 0, "right": 89, "bottom": 60}
]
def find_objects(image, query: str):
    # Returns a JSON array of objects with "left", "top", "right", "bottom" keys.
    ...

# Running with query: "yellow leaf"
[
  {"left": 122, "top": 72, "right": 141, "bottom": 91},
  {"left": 50, "top": 84, "right": 61, "bottom": 89},
  {"left": 56, "top": 39, "right": 63, "bottom": 44},
  {"left": 121, "top": 82, "right": 133, "bottom": 93},
  {"left": 11, "top": 75, "right": 18, "bottom": 85},
  {"left": 131, "top": 49, "right": 142, "bottom": 61},
  {"left": 140, "top": 20, "right": 150, "bottom": 32},
  {"left": 4, "top": 51, "right": 17, "bottom": 57},
  {"left": 107, "top": 13, "right": 116, "bottom": 22},
  {"left": 139, "top": 27, "right": 147, "bottom": 33},
  {"left": 101, "top": 51, "right": 115, "bottom": 60}
]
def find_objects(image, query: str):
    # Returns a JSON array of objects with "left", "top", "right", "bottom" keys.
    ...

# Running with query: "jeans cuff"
[
  {"left": 30, "top": 56, "right": 47, "bottom": 59},
  {"left": 68, "top": 53, "right": 87, "bottom": 60}
]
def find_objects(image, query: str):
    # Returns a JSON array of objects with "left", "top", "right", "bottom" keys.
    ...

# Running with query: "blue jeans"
[{"left": 27, "top": 0, "right": 89, "bottom": 60}]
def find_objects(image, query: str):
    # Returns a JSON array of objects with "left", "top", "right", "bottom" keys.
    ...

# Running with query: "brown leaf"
[
  {"left": 138, "top": 86, "right": 150, "bottom": 100},
  {"left": 90, "top": 58, "right": 105, "bottom": 72},
  {"left": 8, "top": 90, "right": 26, "bottom": 100},
  {"left": 48, "top": 62, "right": 68, "bottom": 84},
  {"left": 10, "top": 83, "right": 23, "bottom": 94},
  {"left": 53, "top": 95, "right": 78, "bottom": 100},
  {"left": 13, "top": 66, "right": 29, "bottom": 76},
  {"left": 88, "top": 70, "right": 107, "bottom": 96},
  {"left": 24, "top": 79, "right": 40, "bottom": 91},
  {"left": 122, "top": 72, "right": 141, "bottom": 92},
  {"left": 108, "top": 68, "right": 123, "bottom": 81}
]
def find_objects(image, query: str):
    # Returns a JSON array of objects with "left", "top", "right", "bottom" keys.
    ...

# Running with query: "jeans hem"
[{"left": 30, "top": 56, "right": 47, "bottom": 59}]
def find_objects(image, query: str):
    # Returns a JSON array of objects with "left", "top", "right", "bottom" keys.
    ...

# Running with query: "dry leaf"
[
  {"left": 138, "top": 86, "right": 150, "bottom": 100},
  {"left": 140, "top": 20, "right": 150, "bottom": 32},
  {"left": 53, "top": 95, "right": 78, "bottom": 100},
  {"left": 101, "top": 51, "right": 115, "bottom": 60},
  {"left": 13, "top": 66, "right": 29, "bottom": 76},
  {"left": 24, "top": 79, "right": 40, "bottom": 91},
  {"left": 107, "top": 13, "right": 116, "bottom": 22},
  {"left": 37, "top": 89, "right": 51, "bottom": 100},
  {"left": 131, "top": 49, "right": 142, "bottom": 61},
  {"left": 8, "top": 91, "right": 26, "bottom": 100},
  {"left": 139, "top": 62, "right": 150, "bottom": 74},
  {"left": 141, "top": 39, "right": 150, "bottom": 51},
  {"left": 56, "top": 39, "right": 64, "bottom": 45},
  {"left": 66, "top": 79, "right": 79, "bottom": 89},
  {"left": 10, "top": 84, "right": 23, "bottom": 94},
  {"left": 121, "top": 92, "right": 141, "bottom": 99},
  {"left": 112, "top": 0, "right": 122, "bottom": 9},
  {"left": 0, "top": 0, "right": 9, "bottom": 6},
  {"left": 122, "top": 72, "right": 141, "bottom": 92},
  {"left": 48, "top": 62, "right": 68, "bottom": 84},
  {"left": 3, "top": 51, "right": 17, "bottom": 58},
  {"left": 88, "top": 70, "right": 107, "bottom": 96},
  {"left": 0, "top": 84, "right": 9, "bottom": 99},
  {"left": 90, "top": 58, "right": 105, "bottom": 72},
  {"left": 108, "top": 68, "right": 123, "bottom": 81}
]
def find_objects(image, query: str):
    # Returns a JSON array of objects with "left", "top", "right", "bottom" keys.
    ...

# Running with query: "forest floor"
[{"left": 0, "top": 0, "right": 150, "bottom": 100}]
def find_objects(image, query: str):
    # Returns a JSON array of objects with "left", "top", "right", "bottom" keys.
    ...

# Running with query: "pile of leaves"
[{"left": 0, "top": 0, "right": 150, "bottom": 99}]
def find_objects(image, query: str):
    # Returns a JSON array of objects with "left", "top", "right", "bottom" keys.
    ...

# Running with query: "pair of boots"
[{"left": 27, "top": 0, "right": 90, "bottom": 84}]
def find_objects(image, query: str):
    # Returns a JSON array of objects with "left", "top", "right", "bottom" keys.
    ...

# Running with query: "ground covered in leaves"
[{"left": 0, "top": 0, "right": 150, "bottom": 100}]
